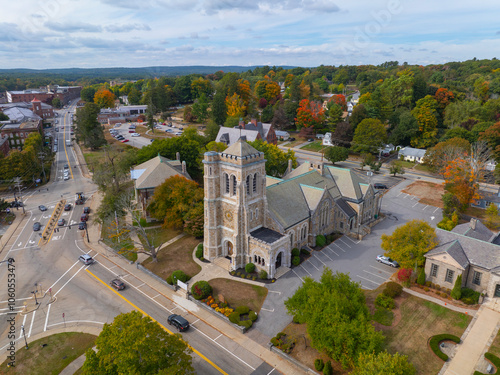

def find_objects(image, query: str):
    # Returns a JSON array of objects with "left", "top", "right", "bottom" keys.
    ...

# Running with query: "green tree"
[
  {"left": 173, "top": 75, "right": 193, "bottom": 103},
  {"left": 0, "top": 112, "right": 8, "bottom": 121},
  {"left": 51, "top": 97, "right": 62, "bottom": 108},
  {"left": 411, "top": 95, "right": 439, "bottom": 148},
  {"left": 127, "top": 87, "right": 142, "bottom": 105},
  {"left": 451, "top": 274, "right": 462, "bottom": 300},
  {"left": 353, "top": 351, "right": 416, "bottom": 375},
  {"left": 261, "top": 104, "right": 274, "bottom": 123},
  {"left": 285, "top": 269, "right": 384, "bottom": 369},
  {"left": 389, "top": 111, "right": 418, "bottom": 146},
  {"left": 74, "top": 103, "right": 107, "bottom": 150},
  {"left": 271, "top": 102, "right": 289, "bottom": 130},
  {"left": 389, "top": 161, "right": 405, "bottom": 177},
  {"left": 381, "top": 220, "right": 438, "bottom": 269},
  {"left": 326, "top": 103, "right": 343, "bottom": 130},
  {"left": 351, "top": 118, "right": 387, "bottom": 154},
  {"left": 192, "top": 93, "right": 209, "bottom": 122},
  {"left": 486, "top": 204, "right": 499, "bottom": 228},
  {"left": 80, "top": 86, "right": 97, "bottom": 102},
  {"left": 324, "top": 146, "right": 349, "bottom": 164},
  {"left": 204, "top": 119, "right": 220, "bottom": 142},
  {"left": 211, "top": 90, "right": 227, "bottom": 125},
  {"left": 249, "top": 140, "right": 297, "bottom": 177},
  {"left": 81, "top": 311, "right": 194, "bottom": 375},
  {"left": 349, "top": 104, "right": 368, "bottom": 130}
]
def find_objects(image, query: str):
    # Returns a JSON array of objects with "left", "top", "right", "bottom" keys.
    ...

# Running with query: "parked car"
[
  {"left": 165, "top": 129, "right": 173, "bottom": 133},
  {"left": 121, "top": 139, "right": 129, "bottom": 143},
  {"left": 78, "top": 254, "right": 94, "bottom": 265},
  {"left": 38, "top": 205, "right": 47, "bottom": 211},
  {"left": 376, "top": 255, "right": 399, "bottom": 268},
  {"left": 289, "top": 137, "right": 296, "bottom": 141},
  {"left": 374, "top": 183, "right": 388, "bottom": 189},
  {"left": 64, "top": 164, "right": 69, "bottom": 169},
  {"left": 33, "top": 222, "right": 41, "bottom": 231},
  {"left": 131, "top": 133, "right": 140, "bottom": 137},
  {"left": 58, "top": 218, "right": 65, "bottom": 226},
  {"left": 64, "top": 175, "right": 70, "bottom": 181},
  {"left": 81, "top": 213, "right": 89, "bottom": 222},
  {"left": 307, "top": 138, "right": 314, "bottom": 142},
  {"left": 110, "top": 279, "right": 126, "bottom": 290},
  {"left": 64, "top": 203, "right": 72, "bottom": 211},
  {"left": 83, "top": 207, "right": 90, "bottom": 214},
  {"left": 78, "top": 222, "right": 86, "bottom": 230},
  {"left": 174, "top": 132, "right": 183, "bottom": 136},
  {"left": 167, "top": 314, "right": 189, "bottom": 332}
]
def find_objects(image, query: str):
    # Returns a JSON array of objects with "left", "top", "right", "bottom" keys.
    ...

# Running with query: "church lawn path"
[
  {"left": 208, "top": 278, "right": 268, "bottom": 313},
  {"left": 142, "top": 234, "right": 202, "bottom": 279}
]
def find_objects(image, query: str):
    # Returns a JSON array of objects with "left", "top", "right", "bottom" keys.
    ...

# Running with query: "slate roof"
[
  {"left": 335, "top": 198, "right": 357, "bottom": 218},
  {"left": 250, "top": 227, "right": 285, "bottom": 244},
  {"left": 398, "top": 147, "right": 426, "bottom": 158},
  {"left": 324, "top": 166, "right": 366, "bottom": 201},
  {"left": 216, "top": 127, "right": 260, "bottom": 145},
  {"left": 425, "top": 228, "right": 500, "bottom": 271},
  {"left": 223, "top": 138, "right": 262, "bottom": 158},
  {"left": 452, "top": 219, "right": 495, "bottom": 242},
  {"left": 132, "top": 155, "right": 190, "bottom": 190},
  {"left": 2, "top": 106, "right": 41, "bottom": 123}
]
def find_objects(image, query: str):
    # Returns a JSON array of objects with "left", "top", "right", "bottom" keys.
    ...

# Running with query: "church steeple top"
[{"left": 222, "top": 137, "right": 261, "bottom": 159}]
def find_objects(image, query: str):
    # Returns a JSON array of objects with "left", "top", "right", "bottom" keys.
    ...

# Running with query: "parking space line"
[
  {"left": 137, "top": 283, "right": 145, "bottom": 288},
  {"left": 152, "top": 294, "right": 161, "bottom": 299},
  {"left": 338, "top": 238, "right": 351, "bottom": 248},
  {"left": 396, "top": 191, "right": 404, "bottom": 197},
  {"left": 363, "top": 270, "right": 388, "bottom": 280},
  {"left": 308, "top": 260, "right": 320, "bottom": 271},
  {"left": 356, "top": 275, "right": 379, "bottom": 285},
  {"left": 412, "top": 201, "right": 419, "bottom": 207},
  {"left": 28, "top": 311, "right": 35, "bottom": 337},
  {"left": 314, "top": 254, "right": 327, "bottom": 267},
  {"left": 325, "top": 247, "right": 339, "bottom": 256},
  {"left": 422, "top": 205, "right": 428, "bottom": 210},
  {"left": 369, "top": 265, "right": 393, "bottom": 275},
  {"left": 215, "top": 334, "right": 222, "bottom": 341},
  {"left": 433, "top": 207, "right": 440, "bottom": 213},
  {"left": 345, "top": 236, "right": 360, "bottom": 244},
  {"left": 318, "top": 251, "right": 333, "bottom": 261},
  {"left": 332, "top": 242, "right": 346, "bottom": 252},
  {"left": 291, "top": 268, "right": 304, "bottom": 282}
]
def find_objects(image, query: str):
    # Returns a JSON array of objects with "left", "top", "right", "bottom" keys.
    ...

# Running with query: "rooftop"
[{"left": 250, "top": 227, "right": 285, "bottom": 244}]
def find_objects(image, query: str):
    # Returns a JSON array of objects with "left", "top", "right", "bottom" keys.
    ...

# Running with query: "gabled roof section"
[
  {"left": 266, "top": 179, "right": 311, "bottom": 229},
  {"left": 283, "top": 162, "right": 313, "bottom": 179},
  {"left": 266, "top": 176, "right": 282, "bottom": 187},
  {"left": 452, "top": 219, "right": 495, "bottom": 242},
  {"left": 425, "top": 239, "right": 469, "bottom": 269},
  {"left": 324, "top": 165, "right": 365, "bottom": 201},
  {"left": 132, "top": 155, "right": 189, "bottom": 190},
  {"left": 215, "top": 127, "right": 259, "bottom": 145},
  {"left": 335, "top": 198, "right": 357, "bottom": 218},
  {"left": 300, "top": 184, "right": 324, "bottom": 211},
  {"left": 223, "top": 137, "right": 260, "bottom": 157}
]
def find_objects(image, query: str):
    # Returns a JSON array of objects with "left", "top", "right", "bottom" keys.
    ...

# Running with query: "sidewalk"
[
  {"left": 403, "top": 288, "right": 477, "bottom": 316},
  {"left": 442, "top": 305, "right": 500, "bottom": 375},
  {"left": 78, "top": 191, "right": 307, "bottom": 375}
]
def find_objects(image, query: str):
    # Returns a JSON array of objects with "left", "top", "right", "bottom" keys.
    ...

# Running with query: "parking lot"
[{"left": 253, "top": 177, "right": 443, "bottom": 338}]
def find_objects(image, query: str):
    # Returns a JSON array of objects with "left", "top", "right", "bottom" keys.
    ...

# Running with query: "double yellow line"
[{"left": 86, "top": 270, "right": 228, "bottom": 375}]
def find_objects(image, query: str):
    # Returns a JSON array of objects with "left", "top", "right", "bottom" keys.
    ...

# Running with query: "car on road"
[
  {"left": 83, "top": 207, "right": 90, "bottom": 214},
  {"left": 307, "top": 138, "right": 314, "bottom": 142},
  {"left": 131, "top": 133, "right": 140, "bottom": 137},
  {"left": 64, "top": 203, "right": 72, "bottom": 211},
  {"left": 121, "top": 139, "right": 129, "bottom": 143},
  {"left": 374, "top": 183, "right": 388, "bottom": 189},
  {"left": 289, "top": 137, "right": 296, "bottom": 141},
  {"left": 81, "top": 213, "right": 89, "bottom": 222},
  {"left": 167, "top": 314, "right": 189, "bottom": 332},
  {"left": 33, "top": 222, "right": 41, "bottom": 231},
  {"left": 38, "top": 205, "right": 47, "bottom": 211},
  {"left": 174, "top": 132, "right": 183, "bottom": 136},
  {"left": 78, "top": 254, "right": 94, "bottom": 265},
  {"left": 78, "top": 222, "right": 86, "bottom": 230},
  {"left": 58, "top": 218, "right": 66, "bottom": 226},
  {"left": 110, "top": 279, "right": 126, "bottom": 290},
  {"left": 10, "top": 201, "right": 23, "bottom": 208},
  {"left": 64, "top": 175, "right": 70, "bottom": 181},
  {"left": 376, "top": 255, "right": 399, "bottom": 268},
  {"left": 64, "top": 164, "right": 69, "bottom": 169}
]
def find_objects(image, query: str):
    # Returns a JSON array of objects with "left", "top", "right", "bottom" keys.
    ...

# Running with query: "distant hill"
[{"left": 0, "top": 66, "right": 297, "bottom": 81}]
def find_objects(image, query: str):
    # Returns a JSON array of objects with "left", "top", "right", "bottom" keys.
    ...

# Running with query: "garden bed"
[{"left": 208, "top": 278, "right": 268, "bottom": 313}]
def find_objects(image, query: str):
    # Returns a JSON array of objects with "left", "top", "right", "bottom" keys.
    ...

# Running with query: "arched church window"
[
  {"left": 224, "top": 173, "right": 229, "bottom": 194},
  {"left": 231, "top": 175, "right": 236, "bottom": 195},
  {"left": 209, "top": 167, "right": 212, "bottom": 175},
  {"left": 254, "top": 255, "right": 257, "bottom": 262},
  {"left": 253, "top": 173, "right": 257, "bottom": 193},
  {"left": 246, "top": 175, "right": 251, "bottom": 195}
]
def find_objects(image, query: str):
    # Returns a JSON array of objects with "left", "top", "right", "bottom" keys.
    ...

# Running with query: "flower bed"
[{"left": 429, "top": 334, "right": 460, "bottom": 361}]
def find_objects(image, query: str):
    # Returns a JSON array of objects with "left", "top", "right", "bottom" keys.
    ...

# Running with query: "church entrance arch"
[
  {"left": 275, "top": 252, "right": 282, "bottom": 269},
  {"left": 225, "top": 240, "right": 234, "bottom": 257}
]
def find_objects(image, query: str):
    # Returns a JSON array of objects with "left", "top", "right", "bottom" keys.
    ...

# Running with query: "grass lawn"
[
  {"left": 142, "top": 234, "right": 201, "bottom": 279},
  {"left": 395, "top": 160, "right": 417, "bottom": 169},
  {"left": 286, "top": 138, "right": 308, "bottom": 148},
  {"left": 0, "top": 332, "right": 96, "bottom": 375},
  {"left": 414, "top": 164, "right": 433, "bottom": 173},
  {"left": 300, "top": 141, "right": 323, "bottom": 152},
  {"left": 488, "top": 330, "right": 500, "bottom": 357},
  {"left": 140, "top": 227, "right": 182, "bottom": 248},
  {"left": 208, "top": 278, "right": 268, "bottom": 313}
]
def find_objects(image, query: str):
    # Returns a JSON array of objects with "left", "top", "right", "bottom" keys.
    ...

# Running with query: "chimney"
[
  {"left": 182, "top": 161, "right": 186, "bottom": 174},
  {"left": 287, "top": 159, "right": 293, "bottom": 175},
  {"left": 470, "top": 218, "right": 477, "bottom": 230},
  {"left": 239, "top": 119, "right": 245, "bottom": 128},
  {"left": 251, "top": 118, "right": 257, "bottom": 126},
  {"left": 176, "top": 152, "right": 180, "bottom": 161}
]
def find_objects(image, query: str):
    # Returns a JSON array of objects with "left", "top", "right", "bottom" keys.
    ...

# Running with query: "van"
[
  {"left": 78, "top": 254, "right": 94, "bottom": 265},
  {"left": 66, "top": 140, "right": 71, "bottom": 147}
]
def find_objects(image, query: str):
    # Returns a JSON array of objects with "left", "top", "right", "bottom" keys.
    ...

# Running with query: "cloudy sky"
[{"left": 0, "top": 0, "right": 499, "bottom": 69}]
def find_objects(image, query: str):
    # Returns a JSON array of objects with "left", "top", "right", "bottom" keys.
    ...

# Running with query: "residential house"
[
  {"left": 216, "top": 119, "right": 277, "bottom": 146},
  {"left": 472, "top": 188, "right": 500, "bottom": 210},
  {"left": 425, "top": 219, "right": 500, "bottom": 297},
  {"left": 398, "top": 147, "right": 426, "bottom": 163},
  {"left": 131, "top": 155, "right": 192, "bottom": 220},
  {"left": 97, "top": 105, "right": 148, "bottom": 125}
]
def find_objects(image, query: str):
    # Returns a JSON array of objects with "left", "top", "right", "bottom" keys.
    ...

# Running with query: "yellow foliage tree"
[
  {"left": 225, "top": 93, "right": 246, "bottom": 118},
  {"left": 94, "top": 87, "right": 115, "bottom": 109}
]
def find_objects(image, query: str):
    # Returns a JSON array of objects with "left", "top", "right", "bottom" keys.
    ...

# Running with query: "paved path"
[
  {"left": 444, "top": 306, "right": 500, "bottom": 375},
  {"left": 404, "top": 288, "right": 477, "bottom": 316},
  {"left": 59, "top": 347, "right": 96, "bottom": 375}
]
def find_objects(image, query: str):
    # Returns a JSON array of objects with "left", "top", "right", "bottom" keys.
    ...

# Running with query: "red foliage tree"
[
  {"left": 434, "top": 88, "right": 454, "bottom": 110},
  {"left": 259, "top": 98, "right": 268, "bottom": 109},
  {"left": 295, "top": 99, "right": 325, "bottom": 129},
  {"left": 397, "top": 268, "right": 412, "bottom": 283},
  {"left": 329, "top": 94, "right": 347, "bottom": 111}
]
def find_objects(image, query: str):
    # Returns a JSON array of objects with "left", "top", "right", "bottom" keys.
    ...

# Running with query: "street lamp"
[
  {"left": 31, "top": 291, "right": 38, "bottom": 305},
  {"left": 21, "top": 325, "right": 28, "bottom": 349}
]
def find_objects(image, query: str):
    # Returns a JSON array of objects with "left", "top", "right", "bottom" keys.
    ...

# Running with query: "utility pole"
[
  {"left": 14, "top": 178, "right": 25, "bottom": 214},
  {"left": 37, "top": 152, "right": 47, "bottom": 183}
]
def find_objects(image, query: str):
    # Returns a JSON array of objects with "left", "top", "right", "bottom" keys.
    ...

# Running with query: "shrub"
[
  {"left": 228, "top": 312, "right": 240, "bottom": 324},
  {"left": 270, "top": 337, "right": 279, "bottom": 346},
  {"left": 461, "top": 287, "right": 480, "bottom": 304},
  {"left": 252, "top": 276, "right": 256, "bottom": 281},
  {"left": 292, "top": 248, "right": 300, "bottom": 257},
  {"left": 397, "top": 268, "right": 412, "bottom": 283},
  {"left": 429, "top": 334, "right": 461, "bottom": 361},
  {"left": 417, "top": 267, "right": 426, "bottom": 285},
  {"left": 462, "top": 297, "right": 475, "bottom": 305},
  {"left": 323, "top": 360, "right": 333, "bottom": 375},
  {"left": 424, "top": 287, "right": 430, "bottom": 292},
  {"left": 191, "top": 280, "right": 212, "bottom": 300},
  {"left": 326, "top": 234, "right": 335, "bottom": 243},
  {"left": 276, "top": 332, "right": 285, "bottom": 339},
  {"left": 259, "top": 270, "right": 268, "bottom": 279},
  {"left": 316, "top": 234, "right": 326, "bottom": 247},
  {"left": 240, "top": 320, "right": 253, "bottom": 329},
  {"left": 249, "top": 311, "right": 258, "bottom": 322},
  {"left": 425, "top": 281, "right": 431, "bottom": 287},
  {"left": 485, "top": 352, "right": 500, "bottom": 370},
  {"left": 292, "top": 256, "right": 300, "bottom": 266},
  {"left": 292, "top": 315, "right": 300, "bottom": 324},
  {"left": 166, "top": 276, "right": 173, "bottom": 285},
  {"left": 246, "top": 274, "right": 252, "bottom": 279},
  {"left": 451, "top": 274, "right": 462, "bottom": 300},
  {"left": 171, "top": 270, "right": 190, "bottom": 283},
  {"left": 372, "top": 307, "right": 394, "bottom": 326},
  {"left": 245, "top": 263, "right": 256, "bottom": 273},
  {"left": 375, "top": 294, "right": 395, "bottom": 309},
  {"left": 383, "top": 282, "right": 403, "bottom": 298},
  {"left": 235, "top": 306, "right": 250, "bottom": 314},
  {"left": 300, "top": 248, "right": 310, "bottom": 256},
  {"left": 314, "top": 359, "right": 324, "bottom": 371},
  {"left": 196, "top": 243, "right": 203, "bottom": 259}
]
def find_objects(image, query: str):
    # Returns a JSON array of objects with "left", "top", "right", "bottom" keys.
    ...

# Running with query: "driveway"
[{"left": 253, "top": 177, "right": 443, "bottom": 338}]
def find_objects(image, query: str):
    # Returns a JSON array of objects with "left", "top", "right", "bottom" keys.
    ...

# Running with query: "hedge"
[
  {"left": 245, "top": 263, "right": 255, "bottom": 273},
  {"left": 383, "top": 282, "right": 403, "bottom": 298},
  {"left": 300, "top": 248, "right": 310, "bottom": 256},
  {"left": 292, "top": 248, "right": 300, "bottom": 257},
  {"left": 429, "top": 334, "right": 461, "bottom": 361},
  {"left": 314, "top": 358, "right": 324, "bottom": 371},
  {"left": 323, "top": 360, "right": 333, "bottom": 375},
  {"left": 195, "top": 244, "right": 203, "bottom": 259},
  {"left": 316, "top": 234, "right": 326, "bottom": 247},
  {"left": 191, "top": 281, "right": 212, "bottom": 300},
  {"left": 292, "top": 256, "right": 300, "bottom": 266},
  {"left": 171, "top": 270, "right": 190, "bottom": 283},
  {"left": 375, "top": 294, "right": 395, "bottom": 310},
  {"left": 259, "top": 270, "right": 268, "bottom": 279},
  {"left": 228, "top": 306, "right": 255, "bottom": 329},
  {"left": 473, "top": 352, "right": 500, "bottom": 375}
]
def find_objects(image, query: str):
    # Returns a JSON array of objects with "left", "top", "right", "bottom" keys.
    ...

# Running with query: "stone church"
[{"left": 203, "top": 138, "right": 382, "bottom": 279}]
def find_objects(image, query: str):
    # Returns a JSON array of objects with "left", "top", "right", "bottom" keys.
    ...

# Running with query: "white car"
[
  {"left": 131, "top": 133, "right": 140, "bottom": 137},
  {"left": 64, "top": 175, "right": 70, "bottom": 180},
  {"left": 174, "top": 132, "right": 183, "bottom": 136},
  {"left": 376, "top": 255, "right": 399, "bottom": 268}
]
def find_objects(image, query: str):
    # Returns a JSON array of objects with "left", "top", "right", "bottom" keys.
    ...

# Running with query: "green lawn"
[
  {"left": 394, "top": 160, "right": 417, "bottom": 169},
  {"left": 139, "top": 226, "right": 182, "bottom": 248},
  {"left": 208, "top": 278, "right": 268, "bottom": 313},
  {"left": 300, "top": 141, "right": 323, "bottom": 152},
  {"left": 414, "top": 164, "right": 433, "bottom": 173},
  {"left": 0, "top": 332, "right": 96, "bottom": 375}
]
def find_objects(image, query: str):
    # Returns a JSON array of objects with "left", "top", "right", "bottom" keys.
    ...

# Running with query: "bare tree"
[{"left": 469, "top": 140, "right": 492, "bottom": 183}]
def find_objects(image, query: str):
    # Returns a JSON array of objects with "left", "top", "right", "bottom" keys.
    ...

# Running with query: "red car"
[{"left": 121, "top": 139, "right": 129, "bottom": 143}]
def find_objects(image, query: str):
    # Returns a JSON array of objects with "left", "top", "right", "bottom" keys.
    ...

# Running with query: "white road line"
[
  {"left": 191, "top": 319, "right": 200, "bottom": 325},
  {"left": 152, "top": 294, "right": 161, "bottom": 299},
  {"left": 433, "top": 207, "right": 440, "bottom": 213},
  {"left": 314, "top": 254, "right": 327, "bottom": 266},
  {"left": 325, "top": 247, "right": 339, "bottom": 256},
  {"left": 422, "top": 205, "right": 429, "bottom": 210},
  {"left": 361, "top": 284, "right": 373, "bottom": 290},
  {"left": 260, "top": 307, "right": 275, "bottom": 312},
  {"left": 356, "top": 275, "right": 379, "bottom": 285},
  {"left": 19, "top": 315, "right": 27, "bottom": 339},
  {"left": 10, "top": 246, "right": 38, "bottom": 252},
  {"left": 190, "top": 325, "right": 256, "bottom": 370},
  {"left": 3, "top": 211, "right": 33, "bottom": 259},
  {"left": 363, "top": 270, "right": 388, "bottom": 280},
  {"left": 215, "top": 334, "right": 222, "bottom": 340},
  {"left": 268, "top": 290, "right": 281, "bottom": 295},
  {"left": 291, "top": 268, "right": 304, "bottom": 282},
  {"left": 396, "top": 191, "right": 403, "bottom": 197},
  {"left": 300, "top": 264, "right": 313, "bottom": 275},
  {"left": 332, "top": 242, "right": 346, "bottom": 252},
  {"left": 412, "top": 201, "right": 419, "bottom": 207},
  {"left": 44, "top": 304, "right": 51, "bottom": 331},
  {"left": 0, "top": 337, "right": 21, "bottom": 352},
  {"left": 345, "top": 236, "right": 360, "bottom": 244},
  {"left": 0, "top": 306, "right": 24, "bottom": 312},
  {"left": 54, "top": 264, "right": 86, "bottom": 297},
  {"left": 0, "top": 297, "right": 31, "bottom": 304},
  {"left": 267, "top": 368, "right": 276, "bottom": 375},
  {"left": 369, "top": 265, "right": 393, "bottom": 275},
  {"left": 47, "top": 261, "right": 81, "bottom": 291},
  {"left": 137, "top": 283, "right": 145, "bottom": 288},
  {"left": 319, "top": 251, "right": 333, "bottom": 261},
  {"left": 308, "top": 260, "right": 320, "bottom": 271},
  {"left": 46, "top": 320, "right": 105, "bottom": 328},
  {"left": 339, "top": 238, "right": 351, "bottom": 248},
  {"left": 28, "top": 311, "right": 35, "bottom": 337}
]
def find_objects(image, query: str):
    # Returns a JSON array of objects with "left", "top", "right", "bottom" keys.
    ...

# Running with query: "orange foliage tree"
[
  {"left": 329, "top": 94, "right": 347, "bottom": 111},
  {"left": 295, "top": 99, "right": 325, "bottom": 129},
  {"left": 237, "top": 79, "right": 252, "bottom": 106},
  {"left": 94, "top": 87, "right": 115, "bottom": 109},
  {"left": 434, "top": 88, "right": 454, "bottom": 110},
  {"left": 443, "top": 157, "right": 480, "bottom": 210},
  {"left": 225, "top": 93, "right": 246, "bottom": 118}
]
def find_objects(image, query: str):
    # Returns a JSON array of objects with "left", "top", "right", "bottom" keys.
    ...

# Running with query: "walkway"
[
  {"left": 403, "top": 288, "right": 477, "bottom": 316},
  {"left": 443, "top": 305, "right": 500, "bottom": 375}
]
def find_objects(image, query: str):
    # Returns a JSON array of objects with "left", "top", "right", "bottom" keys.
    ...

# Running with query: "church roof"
[
  {"left": 324, "top": 166, "right": 366, "bottom": 201},
  {"left": 250, "top": 227, "right": 285, "bottom": 244},
  {"left": 132, "top": 155, "right": 190, "bottom": 190},
  {"left": 223, "top": 137, "right": 260, "bottom": 158}
]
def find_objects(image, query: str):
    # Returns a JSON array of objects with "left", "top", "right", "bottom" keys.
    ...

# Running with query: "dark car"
[
  {"left": 289, "top": 137, "right": 296, "bottom": 141},
  {"left": 81, "top": 213, "right": 89, "bottom": 222},
  {"left": 33, "top": 222, "right": 41, "bottom": 231},
  {"left": 168, "top": 314, "right": 189, "bottom": 332},
  {"left": 64, "top": 164, "right": 69, "bottom": 169},
  {"left": 10, "top": 201, "right": 23, "bottom": 208},
  {"left": 83, "top": 207, "right": 90, "bottom": 214},
  {"left": 64, "top": 203, "right": 72, "bottom": 211},
  {"left": 78, "top": 222, "right": 86, "bottom": 230},
  {"left": 374, "top": 183, "right": 388, "bottom": 190},
  {"left": 38, "top": 205, "right": 47, "bottom": 211},
  {"left": 307, "top": 138, "right": 314, "bottom": 142},
  {"left": 58, "top": 218, "right": 66, "bottom": 226},
  {"left": 110, "top": 279, "right": 126, "bottom": 290}
]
